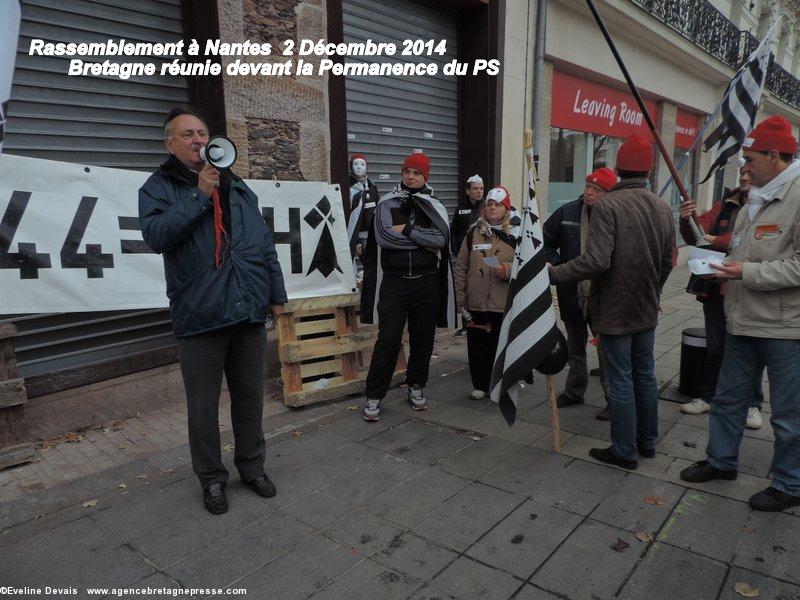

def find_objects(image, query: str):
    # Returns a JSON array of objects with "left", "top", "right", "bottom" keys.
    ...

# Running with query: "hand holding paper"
[{"left": 687, "top": 247, "right": 726, "bottom": 276}]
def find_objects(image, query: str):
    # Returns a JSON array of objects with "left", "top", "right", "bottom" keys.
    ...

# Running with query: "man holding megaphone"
[{"left": 138, "top": 106, "right": 287, "bottom": 515}]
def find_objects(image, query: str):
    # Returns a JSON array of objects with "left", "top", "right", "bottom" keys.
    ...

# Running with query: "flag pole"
[
  {"left": 584, "top": 0, "right": 705, "bottom": 240},
  {"left": 524, "top": 128, "right": 561, "bottom": 453},
  {"left": 657, "top": 103, "right": 723, "bottom": 198}
]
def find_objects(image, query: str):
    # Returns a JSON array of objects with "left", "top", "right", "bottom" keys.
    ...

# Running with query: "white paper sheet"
[{"left": 687, "top": 246, "right": 727, "bottom": 276}]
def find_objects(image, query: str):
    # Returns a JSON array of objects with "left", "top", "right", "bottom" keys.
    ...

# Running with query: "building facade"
[{"left": 3, "top": 0, "right": 800, "bottom": 435}]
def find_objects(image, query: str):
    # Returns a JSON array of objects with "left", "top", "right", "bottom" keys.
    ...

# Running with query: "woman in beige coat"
[{"left": 453, "top": 186, "right": 520, "bottom": 399}]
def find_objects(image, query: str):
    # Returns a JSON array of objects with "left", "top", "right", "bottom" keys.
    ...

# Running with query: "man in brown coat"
[{"left": 549, "top": 134, "right": 675, "bottom": 470}]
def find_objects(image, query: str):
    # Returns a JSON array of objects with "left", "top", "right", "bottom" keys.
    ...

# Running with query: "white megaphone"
[{"left": 200, "top": 135, "right": 237, "bottom": 169}]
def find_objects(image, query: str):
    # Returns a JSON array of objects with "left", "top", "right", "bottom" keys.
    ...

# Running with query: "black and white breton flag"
[
  {"left": 489, "top": 154, "right": 561, "bottom": 425},
  {"left": 700, "top": 19, "right": 779, "bottom": 183}
]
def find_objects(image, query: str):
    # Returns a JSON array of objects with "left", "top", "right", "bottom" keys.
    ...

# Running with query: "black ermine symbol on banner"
[
  {"left": 261, "top": 207, "right": 303, "bottom": 274},
  {"left": 0, "top": 190, "right": 52, "bottom": 279},
  {"left": 304, "top": 196, "right": 343, "bottom": 278},
  {"left": 60, "top": 196, "right": 114, "bottom": 278}
]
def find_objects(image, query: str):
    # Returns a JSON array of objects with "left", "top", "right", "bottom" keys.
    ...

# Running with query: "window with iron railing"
[{"left": 631, "top": 0, "right": 800, "bottom": 110}]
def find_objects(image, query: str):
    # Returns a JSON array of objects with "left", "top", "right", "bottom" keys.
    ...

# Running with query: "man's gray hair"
[{"left": 163, "top": 105, "right": 208, "bottom": 139}]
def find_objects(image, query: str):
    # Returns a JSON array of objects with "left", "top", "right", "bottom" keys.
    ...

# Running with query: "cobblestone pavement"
[{"left": 1, "top": 268, "right": 798, "bottom": 600}]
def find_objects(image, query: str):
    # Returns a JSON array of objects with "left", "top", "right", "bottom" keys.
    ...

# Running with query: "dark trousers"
[
  {"left": 466, "top": 311, "right": 504, "bottom": 392},
  {"left": 365, "top": 273, "right": 440, "bottom": 399},
  {"left": 176, "top": 322, "right": 267, "bottom": 489},
  {"left": 702, "top": 295, "right": 763, "bottom": 408},
  {"left": 564, "top": 318, "right": 609, "bottom": 404}
]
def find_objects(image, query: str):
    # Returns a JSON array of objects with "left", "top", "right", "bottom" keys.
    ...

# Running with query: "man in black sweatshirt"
[{"left": 360, "top": 152, "right": 454, "bottom": 421}]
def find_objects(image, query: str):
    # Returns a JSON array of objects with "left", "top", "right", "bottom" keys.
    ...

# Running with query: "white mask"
[{"left": 352, "top": 158, "right": 367, "bottom": 179}]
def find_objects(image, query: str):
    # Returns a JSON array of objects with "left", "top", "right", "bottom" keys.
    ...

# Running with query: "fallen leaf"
[
  {"left": 347, "top": 405, "right": 359, "bottom": 411},
  {"left": 611, "top": 538, "right": 630, "bottom": 552},
  {"left": 470, "top": 436, "right": 481, "bottom": 441},
  {"left": 733, "top": 582, "right": 760, "bottom": 597},
  {"left": 137, "top": 474, "right": 147, "bottom": 480},
  {"left": 222, "top": 443, "right": 234, "bottom": 452},
  {"left": 635, "top": 531, "right": 654, "bottom": 543},
  {"left": 82, "top": 500, "right": 99, "bottom": 508},
  {"left": 117, "top": 483, "right": 128, "bottom": 489},
  {"left": 742, "top": 525, "right": 756, "bottom": 534},
  {"left": 291, "top": 431, "right": 302, "bottom": 438},
  {"left": 644, "top": 496, "right": 665, "bottom": 506}
]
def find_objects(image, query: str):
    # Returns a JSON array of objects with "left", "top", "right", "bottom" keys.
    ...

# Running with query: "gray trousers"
[
  {"left": 564, "top": 318, "right": 609, "bottom": 404},
  {"left": 176, "top": 322, "right": 267, "bottom": 489}
]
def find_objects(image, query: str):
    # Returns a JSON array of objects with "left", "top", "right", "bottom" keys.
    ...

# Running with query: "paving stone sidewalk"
[{"left": 1, "top": 268, "right": 799, "bottom": 600}]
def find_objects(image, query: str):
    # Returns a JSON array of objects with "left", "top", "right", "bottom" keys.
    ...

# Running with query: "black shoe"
[
  {"left": 589, "top": 367, "right": 602, "bottom": 377},
  {"left": 596, "top": 406, "right": 612, "bottom": 421},
  {"left": 749, "top": 486, "right": 800, "bottom": 512},
  {"left": 246, "top": 474, "right": 277, "bottom": 498},
  {"left": 204, "top": 482, "right": 228, "bottom": 514},
  {"left": 556, "top": 392, "right": 585, "bottom": 408},
  {"left": 589, "top": 446, "right": 637, "bottom": 470},
  {"left": 638, "top": 447, "right": 656, "bottom": 458},
  {"left": 679, "top": 460, "right": 737, "bottom": 483}
]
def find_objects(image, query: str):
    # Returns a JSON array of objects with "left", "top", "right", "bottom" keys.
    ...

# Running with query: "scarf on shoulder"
[{"left": 747, "top": 159, "right": 800, "bottom": 219}]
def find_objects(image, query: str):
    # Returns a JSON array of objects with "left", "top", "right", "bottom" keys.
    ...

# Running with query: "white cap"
[{"left": 466, "top": 174, "right": 483, "bottom": 185}]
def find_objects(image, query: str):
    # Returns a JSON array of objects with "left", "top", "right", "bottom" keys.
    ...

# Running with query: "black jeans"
[
  {"left": 176, "top": 322, "right": 267, "bottom": 489},
  {"left": 466, "top": 311, "right": 504, "bottom": 392},
  {"left": 365, "top": 273, "right": 440, "bottom": 399}
]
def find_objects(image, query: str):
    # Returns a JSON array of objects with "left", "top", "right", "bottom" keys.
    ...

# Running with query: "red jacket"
[{"left": 679, "top": 188, "right": 746, "bottom": 251}]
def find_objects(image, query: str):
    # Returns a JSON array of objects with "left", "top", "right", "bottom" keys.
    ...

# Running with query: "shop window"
[{"left": 668, "top": 146, "right": 697, "bottom": 236}]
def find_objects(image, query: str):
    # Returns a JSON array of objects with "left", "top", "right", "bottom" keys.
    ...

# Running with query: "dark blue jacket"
[
  {"left": 138, "top": 165, "right": 287, "bottom": 337},
  {"left": 543, "top": 196, "right": 584, "bottom": 323}
]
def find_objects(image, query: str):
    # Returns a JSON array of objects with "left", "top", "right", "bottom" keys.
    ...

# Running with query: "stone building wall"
[{"left": 217, "top": 0, "right": 330, "bottom": 182}]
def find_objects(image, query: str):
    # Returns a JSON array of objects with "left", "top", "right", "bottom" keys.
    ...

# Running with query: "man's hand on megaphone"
[{"left": 198, "top": 163, "right": 220, "bottom": 199}]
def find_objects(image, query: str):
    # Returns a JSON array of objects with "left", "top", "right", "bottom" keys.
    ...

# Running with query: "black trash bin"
[{"left": 679, "top": 327, "right": 706, "bottom": 398}]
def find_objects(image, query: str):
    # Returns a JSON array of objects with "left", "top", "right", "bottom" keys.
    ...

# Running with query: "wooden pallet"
[
  {"left": 0, "top": 324, "right": 35, "bottom": 469},
  {"left": 276, "top": 294, "right": 406, "bottom": 407}
]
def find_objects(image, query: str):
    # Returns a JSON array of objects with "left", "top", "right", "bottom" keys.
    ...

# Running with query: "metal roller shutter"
[
  {"left": 342, "top": 0, "right": 460, "bottom": 214},
  {"left": 1, "top": 0, "right": 188, "bottom": 391}
]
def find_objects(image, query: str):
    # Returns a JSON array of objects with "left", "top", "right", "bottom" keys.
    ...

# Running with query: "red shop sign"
[
  {"left": 551, "top": 71, "right": 658, "bottom": 141},
  {"left": 675, "top": 109, "right": 701, "bottom": 149}
]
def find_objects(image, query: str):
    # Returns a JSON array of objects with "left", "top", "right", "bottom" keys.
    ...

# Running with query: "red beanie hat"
[
  {"left": 485, "top": 185, "right": 512, "bottom": 210},
  {"left": 402, "top": 152, "right": 430, "bottom": 180},
  {"left": 350, "top": 153, "right": 367, "bottom": 164},
  {"left": 616, "top": 134, "right": 654, "bottom": 172},
  {"left": 743, "top": 116, "right": 798, "bottom": 155},
  {"left": 585, "top": 167, "right": 617, "bottom": 192}
]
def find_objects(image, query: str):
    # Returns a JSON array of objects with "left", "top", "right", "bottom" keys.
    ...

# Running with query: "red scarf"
[{"left": 212, "top": 188, "right": 228, "bottom": 268}]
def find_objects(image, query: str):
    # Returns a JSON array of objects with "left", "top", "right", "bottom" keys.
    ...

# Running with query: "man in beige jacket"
[{"left": 680, "top": 116, "right": 800, "bottom": 512}]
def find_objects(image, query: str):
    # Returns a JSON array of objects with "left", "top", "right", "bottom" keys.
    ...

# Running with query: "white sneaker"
[
  {"left": 363, "top": 398, "right": 381, "bottom": 421},
  {"left": 469, "top": 389, "right": 487, "bottom": 400},
  {"left": 407, "top": 386, "right": 428, "bottom": 411},
  {"left": 681, "top": 399, "right": 711, "bottom": 415},
  {"left": 746, "top": 406, "right": 763, "bottom": 429}
]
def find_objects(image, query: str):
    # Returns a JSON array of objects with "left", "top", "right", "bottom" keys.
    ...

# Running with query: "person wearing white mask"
[
  {"left": 680, "top": 116, "right": 800, "bottom": 512},
  {"left": 346, "top": 153, "right": 380, "bottom": 260}
]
